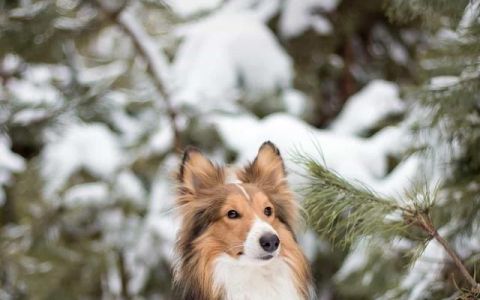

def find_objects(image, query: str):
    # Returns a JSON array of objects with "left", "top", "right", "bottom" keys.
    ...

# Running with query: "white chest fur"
[{"left": 213, "top": 254, "right": 302, "bottom": 300}]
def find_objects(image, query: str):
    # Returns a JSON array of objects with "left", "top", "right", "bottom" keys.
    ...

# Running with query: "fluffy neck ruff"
[
  {"left": 174, "top": 243, "right": 311, "bottom": 300},
  {"left": 213, "top": 254, "right": 303, "bottom": 300}
]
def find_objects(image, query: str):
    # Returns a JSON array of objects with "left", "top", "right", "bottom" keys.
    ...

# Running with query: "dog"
[{"left": 173, "top": 141, "right": 312, "bottom": 300}]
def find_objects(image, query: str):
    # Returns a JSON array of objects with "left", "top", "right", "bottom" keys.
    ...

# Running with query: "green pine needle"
[{"left": 297, "top": 154, "right": 415, "bottom": 248}]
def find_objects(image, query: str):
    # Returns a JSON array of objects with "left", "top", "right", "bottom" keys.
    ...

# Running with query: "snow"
[
  {"left": 12, "top": 108, "right": 49, "bottom": 125},
  {"left": 458, "top": 0, "right": 480, "bottom": 33},
  {"left": 54, "top": 5, "right": 97, "bottom": 30},
  {"left": 41, "top": 123, "right": 124, "bottom": 198},
  {"left": 279, "top": 0, "right": 338, "bottom": 38},
  {"left": 90, "top": 26, "right": 133, "bottom": 60},
  {"left": 330, "top": 80, "right": 405, "bottom": 135},
  {"left": 7, "top": 77, "right": 62, "bottom": 106},
  {"left": 0, "top": 135, "right": 26, "bottom": 205},
  {"left": 428, "top": 76, "right": 460, "bottom": 90},
  {"left": 1, "top": 53, "right": 21, "bottom": 73},
  {"left": 78, "top": 61, "right": 127, "bottom": 85},
  {"left": 63, "top": 182, "right": 110, "bottom": 208},
  {"left": 164, "top": 0, "right": 222, "bottom": 18},
  {"left": 400, "top": 238, "right": 446, "bottom": 300},
  {"left": 5, "top": 64, "right": 70, "bottom": 107},
  {"left": 113, "top": 171, "right": 146, "bottom": 207},
  {"left": 218, "top": 0, "right": 281, "bottom": 22},
  {"left": 334, "top": 240, "right": 370, "bottom": 281},
  {"left": 282, "top": 89, "right": 309, "bottom": 116},
  {"left": 311, "top": 15, "right": 333, "bottom": 35},
  {"left": 123, "top": 156, "right": 180, "bottom": 294},
  {"left": 148, "top": 122, "right": 174, "bottom": 154},
  {"left": 172, "top": 12, "right": 292, "bottom": 110},
  {"left": 210, "top": 111, "right": 417, "bottom": 196},
  {"left": 119, "top": 5, "right": 172, "bottom": 93},
  {"left": 100, "top": 208, "right": 142, "bottom": 250}
]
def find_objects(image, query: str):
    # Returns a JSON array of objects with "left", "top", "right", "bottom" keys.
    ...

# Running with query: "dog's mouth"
[{"left": 237, "top": 251, "right": 275, "bottom": 261}]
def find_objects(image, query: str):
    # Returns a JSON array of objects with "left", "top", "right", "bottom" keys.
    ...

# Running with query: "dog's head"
[{"left": 176, "top": 141, "right": 299, "bottom": 263}]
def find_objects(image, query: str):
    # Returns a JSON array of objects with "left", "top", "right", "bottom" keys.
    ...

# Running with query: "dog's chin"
[{"left": 236, "top": 251, "right": 279, "bottom": 265}]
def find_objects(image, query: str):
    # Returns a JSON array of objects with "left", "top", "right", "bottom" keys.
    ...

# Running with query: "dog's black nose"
[{"left": 259, "top": 233, "right": 280, "bottom": 253}]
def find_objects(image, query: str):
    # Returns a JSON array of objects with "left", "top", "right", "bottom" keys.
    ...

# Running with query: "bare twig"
[
  {"left": 94, "top": 0, "right": 182, "bottom": 153},
  {"left": 414, "top": 212, "right": 479, "bottom": 290},
  {"left": 433, "top": 230, "right": 479, "bottom": 289}
]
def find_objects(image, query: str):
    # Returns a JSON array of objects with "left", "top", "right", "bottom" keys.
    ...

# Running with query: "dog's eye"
[
  {"left": 227, "top": 210, "right": 240, "bottom": 219},
  {"left": 264, "top": 207, "right": 272, "bottom": 217}
]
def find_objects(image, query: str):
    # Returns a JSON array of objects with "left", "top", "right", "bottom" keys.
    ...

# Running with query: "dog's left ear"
[{"left": 237, "top": 141, "right": 286, "bottom": 189}]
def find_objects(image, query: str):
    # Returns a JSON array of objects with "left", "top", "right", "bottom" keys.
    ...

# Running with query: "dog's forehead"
[{"left": 225, "top": 183, "right": 268, "bottom": 204}]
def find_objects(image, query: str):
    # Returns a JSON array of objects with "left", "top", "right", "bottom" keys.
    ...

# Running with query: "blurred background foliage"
[{"left": 1, "top": 0, "right": 479, "bottom": 299}]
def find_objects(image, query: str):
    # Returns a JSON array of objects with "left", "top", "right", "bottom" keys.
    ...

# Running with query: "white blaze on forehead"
[
  {"left": 225, "top": 167, "right": 241, "bottom": 184},
  {"left": 234, "top": 183, "right": 251, "bottom": 202},
  {"left": 224, "top": 168, "right": 250, "bottom": 201}
]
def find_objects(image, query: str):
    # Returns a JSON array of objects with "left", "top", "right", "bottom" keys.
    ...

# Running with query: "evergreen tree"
[{"left": 302, "top": 1, "right": 480, "bottom": 299}]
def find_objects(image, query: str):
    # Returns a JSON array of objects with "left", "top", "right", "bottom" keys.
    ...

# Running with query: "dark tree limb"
[{"left": 94, "top": 0, "right": 182, "bottom": 153}]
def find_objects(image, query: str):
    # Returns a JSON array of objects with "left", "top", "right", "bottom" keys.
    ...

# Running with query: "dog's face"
[
  {"left": 176, "top": 142, "right": 299, "bottom": 264},
  {"left": 208, "top": 184, "right": 281, "bottom": 261}
]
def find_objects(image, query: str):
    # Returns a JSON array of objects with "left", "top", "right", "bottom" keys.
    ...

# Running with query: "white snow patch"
[
  {"left": 1, "top": 53, "right": 22, "bottom": 73},
  {"left": 458, "top": 0, "right": 480, "bottom": 33},
  {"left": 7, "top": 78, "right": 61, "bottom": 106},
  {"left": 12, "top": 108, "right": 49, "bottom": 125},
  {"left": 172, "top": 12, "right": 292, "bottom": 110},
  {"left": 210, "top": 112, "right": 417, "bottom": 196},
  {"left": 334, "top": 240, "right": 369, "bottom": 281},
  {"left": 90, "top": 26, "right": 133, "bottom": 60},
  {"left": 400, "top": 238, "right": 446, "bottom": 300},
  {"left": 428, "top": 76, "right": 460, "bottom": 90},
  {"left": 113, "top": 171, "right": 146, "bottom": 207},
  {"left": 282, "top": 89, "right": 308, "bottom": 116},
  {"left": 63, "top": 182, "right": 110, "bottom": 208},
  {"left": 279, "top": 0, "right": 338, "bottom": 38},
  {"left": 164, "top": 0, "right": 222, "bottom": 18},
  {"left": 78, "top": 61, "right": 127, "bottom": 85},
  {"left": 311, "top": 15, "right": 333, "bottom": 35},
  {"left": 41, "top": 123, "right": 124, "bottom": 198},
  {"left": 0, "top": 135, "right": 26, "bottom": 205},
  {"left": 5, "top": 64, "right": 70, "bottom": 107},
  {"left": 148, "top": 119, "right": 174, "bottom": 154},
  {"left": 124, "top": 156, "right": 180, "bottom": 294},
  {"left": 330, "top": 80, "right": 405, "bottom": 135}
]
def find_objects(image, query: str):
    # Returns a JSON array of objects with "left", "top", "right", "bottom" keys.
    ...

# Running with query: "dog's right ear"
[{"left": 178, "top": 146, "right": 224, "bottom": 195}]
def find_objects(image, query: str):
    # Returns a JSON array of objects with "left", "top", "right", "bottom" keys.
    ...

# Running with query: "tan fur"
[{"left": 174, "top": 142, "right": 312, "bottom": 300}]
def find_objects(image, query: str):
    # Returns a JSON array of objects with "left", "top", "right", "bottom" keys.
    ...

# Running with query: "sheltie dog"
[{"left": 173, "top": 141, "right": 312, "bottom": 300}]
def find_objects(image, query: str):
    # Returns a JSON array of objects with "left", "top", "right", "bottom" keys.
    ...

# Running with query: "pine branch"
[
  {"left": 300, "top": 157, "right": 407, "bottom": 247},
  {"left": 300, "top": 156, "right": 480, "bottom": 290},
  {"left": 93, "top": 0, "right": 182, "bottom": 153}
]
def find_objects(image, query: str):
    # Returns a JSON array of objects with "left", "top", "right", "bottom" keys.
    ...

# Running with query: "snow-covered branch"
[{"left": 95, "top": 0, "right": 182, "bottom": 152}]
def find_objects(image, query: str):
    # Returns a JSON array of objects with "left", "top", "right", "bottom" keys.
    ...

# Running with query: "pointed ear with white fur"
[
  {"left": 178, "top": 146, "right": 224, "bottom": 196},
  {"left": 237, "top": 141, "right": 286, "bottom": 188}
]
